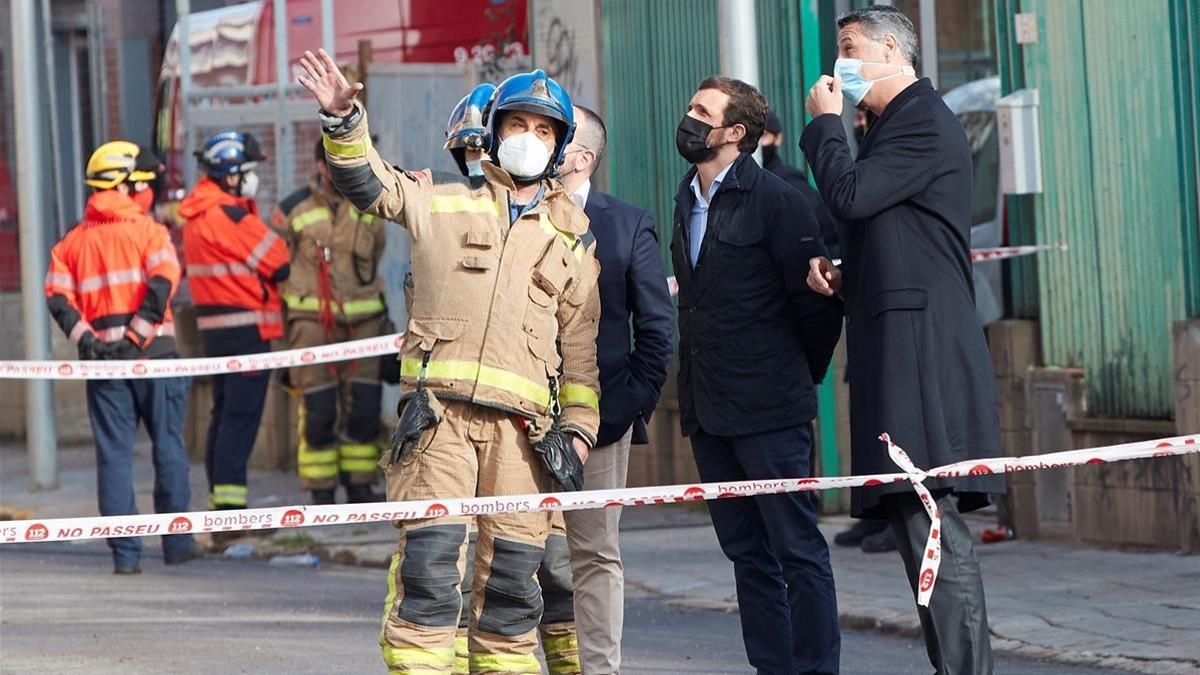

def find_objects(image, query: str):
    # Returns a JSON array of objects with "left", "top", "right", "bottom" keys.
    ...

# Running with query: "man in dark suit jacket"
[
  {"left": 802, "top": 6, "right": 1004, "bottom": 674},
  {"left": 558, "top": 104, "right": 674, "bottom": 674},
  {"left": 671, "top": 76, "right": 844, "bottom": 675}
]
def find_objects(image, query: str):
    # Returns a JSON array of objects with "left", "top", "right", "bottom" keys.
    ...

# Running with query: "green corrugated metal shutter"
[
  {"left": 1171, "top": 0, "right": 1200, "bottom": 316},
  {"left": 995, "top": 0, "right": 1041, "bottom": 318},
  {"left": 602, "top": 0, "right": 721, "bottom": 268},
  {"left": 755, "top": 1, "right": 808, "bottom": 167},
  {"left": 602, "top": 0, "right": 827, "bottom": 265},
  {"left": 1011, "top": 0, "right": 1196, "bottom": 417}
]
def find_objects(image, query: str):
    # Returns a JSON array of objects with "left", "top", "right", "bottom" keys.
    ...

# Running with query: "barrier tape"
[
  {"left": 0, "top": 333, "right": 405, "bottom": 381},
  {"left": 664, "top": 242, "right": 1068, "bottom": 296},
  {"left": 969, "top": 242, "right": 1068, "bottom": 262},
  {"left": 1, "top": 244, "right": 1069, "bottom": 380},
  {"left": 2, "top": 432, "right": 1194, "bottom": 606}
]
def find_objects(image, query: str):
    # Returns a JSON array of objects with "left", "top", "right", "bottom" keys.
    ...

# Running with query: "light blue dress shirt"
[{"left": 688, "top": 160, "right": 735, "bottom": 268}]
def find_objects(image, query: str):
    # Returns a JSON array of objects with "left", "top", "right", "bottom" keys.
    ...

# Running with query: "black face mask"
[
  {"left": 675, "top": 115, "right": 727, "bottom": 164},
  {"left": 760, "top": 144, "right": 779, "bottom": 166}
]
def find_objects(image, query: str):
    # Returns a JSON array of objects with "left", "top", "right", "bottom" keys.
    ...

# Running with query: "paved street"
[
  {"left": 0, "top": 541, "right": 1126, "bottom": 674},
  {"left": 2, "top": 444, "right": 1197, "bottom": 673}
]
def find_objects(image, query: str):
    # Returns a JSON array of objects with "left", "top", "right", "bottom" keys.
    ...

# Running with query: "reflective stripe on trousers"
[{"left": 210, "top": 483, "right": 247, "bottom": 508}]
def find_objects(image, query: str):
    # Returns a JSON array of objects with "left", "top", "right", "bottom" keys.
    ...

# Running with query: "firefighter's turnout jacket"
[
  {"left": 45, "top": 190, "right": 181, "bottom": 358},
  {"left": 322, "top": 109, "right": 602, "bottom": 445},
  {"left": 275, "top": 177, "right": 389, "bottom": 491},
  {"left": 275, "top": 177, "right": 387, "bottom": 322},
  {"left": 180, "top": 177, "right": 291, "bottom": 355}
]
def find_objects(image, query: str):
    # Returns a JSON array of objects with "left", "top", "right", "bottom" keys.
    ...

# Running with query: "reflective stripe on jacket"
[
  {"left": 323, "top": 107, "right": 602, "bottom": 444},
  {"left": 275, "top": 177, "right": 387, "bottom": 322},
  {"left": 44, "top": 190, "right": 181, "bottom": 358},
  {"left": 180, "top": 177, "right": 290, "bottom": 344}
]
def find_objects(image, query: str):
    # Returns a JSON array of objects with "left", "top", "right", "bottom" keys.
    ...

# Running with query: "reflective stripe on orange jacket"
[
  {"left": 180, "top": 177, "right": 290, "bottom": 344},
  {"left": 44, "top": 190, "right": 181, "bottom": 357}
]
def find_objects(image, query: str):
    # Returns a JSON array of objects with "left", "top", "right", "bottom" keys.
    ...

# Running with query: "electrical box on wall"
[{"left": 997, "top": 88, "right": 1044, "bottom": 194}]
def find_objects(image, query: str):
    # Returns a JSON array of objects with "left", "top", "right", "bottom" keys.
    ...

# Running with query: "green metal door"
[{"left": 1001, "top": 0, "right": 1199, "bottom": 417}]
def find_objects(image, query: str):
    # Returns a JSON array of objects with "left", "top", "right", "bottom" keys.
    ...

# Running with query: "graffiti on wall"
[{"left": 531, "top": 0, "right": 599, "bottom": 109}]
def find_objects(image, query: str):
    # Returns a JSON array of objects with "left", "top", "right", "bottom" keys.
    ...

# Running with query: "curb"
[{"left": 626, "top": 579, "right": 1199, "bottom": 675}]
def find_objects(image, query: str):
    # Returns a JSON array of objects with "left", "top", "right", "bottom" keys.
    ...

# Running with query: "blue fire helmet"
[
  {"left": 195, "top": 131, "right": 265, "bottom": 178},
  {"left": 445, "top": 83, "right": 497, "bottom": 175},
  {"left": 488, "top": 69, "right": 574, "bottom": 178}
]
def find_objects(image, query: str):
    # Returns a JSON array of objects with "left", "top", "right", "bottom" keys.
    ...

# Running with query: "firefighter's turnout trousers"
[
  {"left": 383, "top": 400, "right": 557, "bottom": 674},
  {"left": 453, "top": 514, "right": 579, "bottom": 675},
  {"left": 277, "top": 177, "right": 389, "bottom": 489},
  {"left": 322, "top": 105, "right": 600, "bottom": 674},
  {"left": 290, "top": 316, "right": 384, "bottom": 489}
]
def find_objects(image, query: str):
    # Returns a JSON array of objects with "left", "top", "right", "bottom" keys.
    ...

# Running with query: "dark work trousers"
[
  {"left": 690, "top": 423, "right": 840, "bottom": 675},
  {"left": 204, "top": 364, "right": 270, "bottom": 509},
  {"left": 86, "top": 376, "right": 193, "bottom": 568},
  {"left": 885, "top": 492, "right": 993, "bottom": 675}
]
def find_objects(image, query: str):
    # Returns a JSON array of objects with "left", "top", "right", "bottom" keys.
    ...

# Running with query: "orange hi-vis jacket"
[
  {"left": 180, "top": 177, "right": 291, "bottom": 350},
  {"left": 45, "top": 190, "right": 181, "bottom": 358}
]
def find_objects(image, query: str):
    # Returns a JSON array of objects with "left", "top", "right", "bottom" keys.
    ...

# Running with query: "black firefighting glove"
[
  {"left": 76, "top": 332, "right": 103, "bottom": 360},
  {"left": 387, "top": 388, "right": 443, "bottom": 465},
  {"left": 102, "top": 337, "right": 141, "bottom": 360},
  {"left": 527, "top": 418, "right": 585, "bottom": 492}
]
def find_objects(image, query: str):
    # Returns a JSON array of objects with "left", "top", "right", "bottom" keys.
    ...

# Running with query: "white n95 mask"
[{"left": 497, "top": 132, "right": 553, "bottom": 181}]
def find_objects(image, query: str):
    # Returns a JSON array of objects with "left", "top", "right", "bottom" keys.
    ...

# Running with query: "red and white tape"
[
  {"left": 969, "top": 242, "right": 1068, "bottom": 263},
  {"left": 664, "top": 243, "right": 1068, "bottom": 297},
  {"left": 3, "top": 432, "right": 1194, "bottom": 606},
  {"left": 0, "top": 244, "right": 1069, "bottom": 378},
  {"left": 0, "top": 333, "right": 405, "bottom": 380}
]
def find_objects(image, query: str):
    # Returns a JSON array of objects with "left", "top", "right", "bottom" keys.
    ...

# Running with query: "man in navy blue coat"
[
  {"left": 671, "top": 76, "right": 844, "bottom": 675},
  {"left": 558, "top": 104, "right": 674, "bottom": 673}
]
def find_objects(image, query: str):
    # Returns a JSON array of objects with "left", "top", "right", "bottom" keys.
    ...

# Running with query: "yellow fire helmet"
[{"left": 84, "top": 140, "right": 139, "bottom": 189}]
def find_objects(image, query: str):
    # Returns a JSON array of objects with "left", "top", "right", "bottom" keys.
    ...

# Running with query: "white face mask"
[
  {"left": 497, "top": 132, "right": 553, "bottom": 181},
  {"left": 239, "top": 170, "right": 260, "bottom": 198}
]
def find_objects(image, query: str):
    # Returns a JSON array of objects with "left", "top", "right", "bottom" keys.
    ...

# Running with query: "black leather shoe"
[
  {"left": 860, "top": 526, "right": 898, "bottom": 553},
  {"left": 113, "top": 564, "right": 142, "bottom": 575},
  {"left": 833, "top": 519, "right": 888, "bottom": 547}
]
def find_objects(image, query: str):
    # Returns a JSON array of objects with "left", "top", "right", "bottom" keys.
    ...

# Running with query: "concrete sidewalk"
[{"left": 3, "top": 443, "right": 1197, "bottom": 674}]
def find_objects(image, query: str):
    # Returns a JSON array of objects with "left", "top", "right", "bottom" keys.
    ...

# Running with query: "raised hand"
[{"left": 297, "top": 48, "right": 363, "bottom": 117}]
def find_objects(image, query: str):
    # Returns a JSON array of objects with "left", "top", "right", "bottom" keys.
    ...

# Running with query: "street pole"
[
  {"left": 320, "top": 0, "right": 335, "bottom": 56},
  {"left": 274, "top": 0, "right": 293, "bottom": 201},
  {"left": 718, "top": 0, "right": 760, "bottom": 87},
  {"left": 717, "top": 0, "right": 760, "bottom": 163},
  {"left": 12, "top": 0, "right": 59, "bottom": 490},
  {"left": 178, "top": 0, "right": 194, "bottom": 191},
  {"left": 918, "top": 0, "right": 939, "bottom": 88}
]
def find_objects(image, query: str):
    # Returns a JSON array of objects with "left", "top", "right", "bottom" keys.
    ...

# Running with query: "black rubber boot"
[
  {"left": 311, "top": 489, "right": 337, "bottom": 505},
  {"left": 345, "top": 483, "right": 380, "bottom": 504}
]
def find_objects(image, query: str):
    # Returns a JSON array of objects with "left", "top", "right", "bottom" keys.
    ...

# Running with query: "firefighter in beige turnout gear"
[
  {"left": 276, "top": 139, "right": 389, "bottom": 504},
  {"left": 299, "top": 50, "right": 599, "bottom": 674},
  {"left": 442, "top": 85, "right": 579, "bottom": 675}
]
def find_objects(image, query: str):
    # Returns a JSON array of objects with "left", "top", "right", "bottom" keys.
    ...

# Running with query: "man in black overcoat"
[{"left": 800, "top": 6, "right": 1004, "bottom": 674}]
